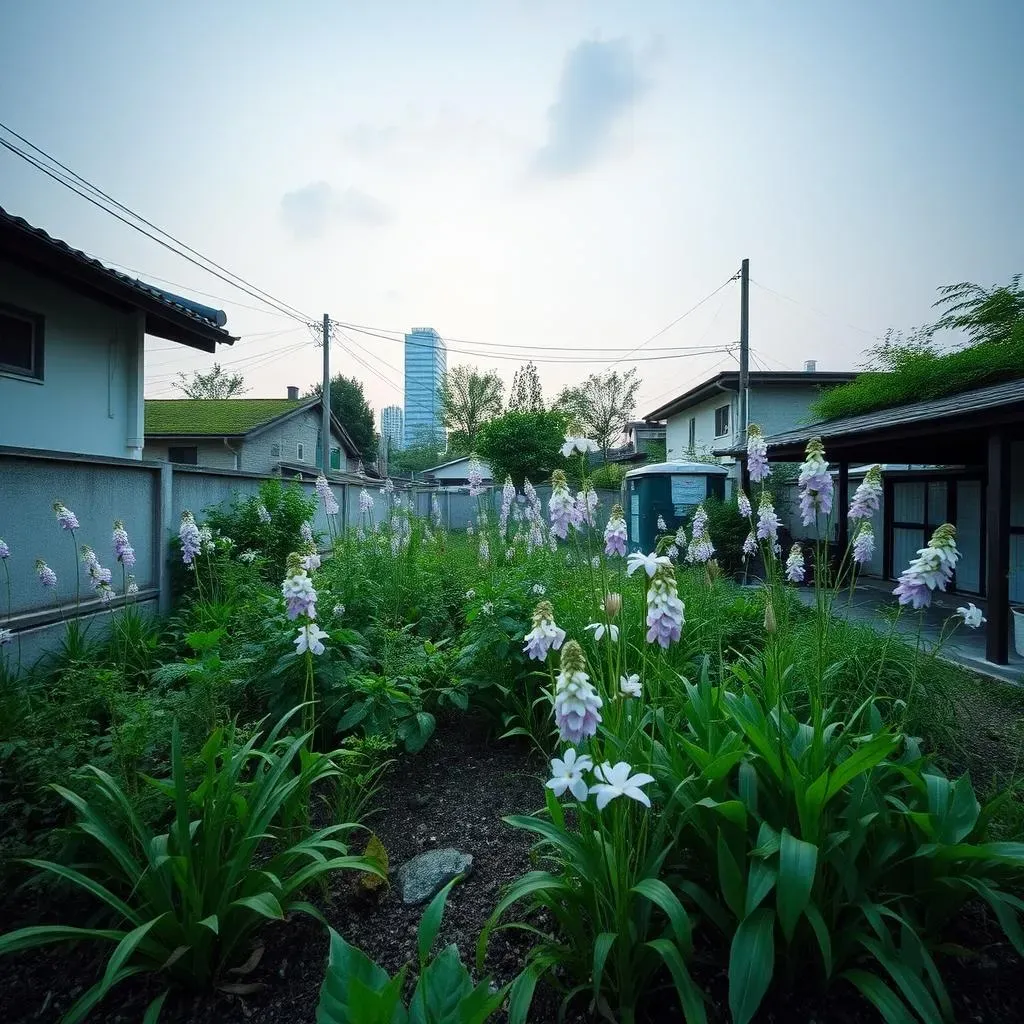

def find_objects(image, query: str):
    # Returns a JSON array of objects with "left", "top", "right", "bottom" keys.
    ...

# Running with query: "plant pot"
[{"left": 1014, "top": 608, "right": 1024, "bottom": 658}]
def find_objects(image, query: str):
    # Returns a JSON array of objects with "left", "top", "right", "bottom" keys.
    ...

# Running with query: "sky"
[{"left": 2, "top": 0, "right": 1022, "bottom": 424}]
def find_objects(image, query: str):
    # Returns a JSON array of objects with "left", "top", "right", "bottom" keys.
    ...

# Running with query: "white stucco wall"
[
  {"left": 1, "top": 260, "right": 145, "bottom": 459},
  {"left": 665, "top": 392, "right": 738, "bottom": 463}
]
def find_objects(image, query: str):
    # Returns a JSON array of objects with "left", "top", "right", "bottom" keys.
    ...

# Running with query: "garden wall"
[{"left": 0, "top": 446, "right": 396, "bottom": 671}]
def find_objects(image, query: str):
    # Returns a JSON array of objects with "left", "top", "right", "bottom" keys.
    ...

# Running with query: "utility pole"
[
  {"left": 737, "top": 258, "right": 750, "bottom": 440},
  {"left": 321, "top": 313, "right": 331, "bottom": 475}
]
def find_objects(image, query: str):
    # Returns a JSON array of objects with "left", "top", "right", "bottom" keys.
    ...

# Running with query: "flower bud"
[
  {"left": 763, "top": 599, "right": 777, "bottom": 634},
  {"left": 603, "top": 592, "right": 622, "bottom": 618}
]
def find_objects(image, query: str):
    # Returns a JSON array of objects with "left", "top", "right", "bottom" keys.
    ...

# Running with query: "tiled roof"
[
  {"left": 0, "top": 206, "right": 235, "bottom": 349},
  {"left": 145, "top": 398, "right": 309, "bottom": 436}
]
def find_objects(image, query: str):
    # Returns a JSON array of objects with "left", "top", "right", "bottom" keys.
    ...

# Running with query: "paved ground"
[{"left": 794, "top": 577, "right": 1024, "bottom": 685}]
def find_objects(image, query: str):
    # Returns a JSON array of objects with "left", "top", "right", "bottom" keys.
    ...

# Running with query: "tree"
[
  {"left": 475, "top": 409, "right": 568, "bottom": 488},
  {"left": 307, "top": 375, "right": 377, "bottom": 461},
  {"left": 932, "top": 275, "right": 1024, "bottom": 347},
  {"left": 556, "top": 367, "right": 641, "bottom": 457},
  {"left": 439, "top": 364, "right": 505, "bottom": 447},
  {"left": 389, "top": 441, "right": 445, "bottom": 474},
  {"left": 172, "top": 363, "right": 248, "bottom": 399},
  {"left": 508, "top": 361, "right": 544, "bottom": 411}
]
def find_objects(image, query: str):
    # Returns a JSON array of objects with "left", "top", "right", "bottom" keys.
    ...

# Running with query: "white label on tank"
[{"left": 671, "top": 475, "right": 706, "bottom": 507}]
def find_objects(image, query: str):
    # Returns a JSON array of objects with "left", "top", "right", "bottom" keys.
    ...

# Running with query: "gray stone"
[{"left": 395, "top": 848, "right": 473, "bottom": 905}]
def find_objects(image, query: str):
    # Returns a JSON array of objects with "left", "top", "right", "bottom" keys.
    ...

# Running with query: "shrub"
[
  {"left": 589, "top": 463, "right": 626, "bottom": 490},
  {"left": 0, "top": 708, "right": 383, "bottom": 1020}
]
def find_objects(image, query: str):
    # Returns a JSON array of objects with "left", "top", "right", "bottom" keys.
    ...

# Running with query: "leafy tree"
[
  {"left": 475, "top": 409, "right": 568, "bottom": 488},
  {"left": 508, "top": 360, "right": 544, "bottom": 411},
  {"left": 389, "top": 441, "right": 445, "bottom": 474},
  {"left": 440, "top": 364, "right": 504, "bottom": 447},
  {"left": 932, "top": 275, "right": 1024, "bottom": 347},
  {"left": 307, "top": 374, "right": 378, "bottom": 461},
  {"left": 172, "top": 363, "right": 248, "bottom": 399},
  {"left": 556, "top": 367, "right": 641, "bottom": 457}
]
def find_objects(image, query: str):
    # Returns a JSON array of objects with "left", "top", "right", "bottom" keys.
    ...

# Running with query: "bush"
[
  {"left": 0, "top": 709, "right": 383, "bottom": 1018},
  {"left": 589, "top": 463, "right": 626, "bottom": 490}
]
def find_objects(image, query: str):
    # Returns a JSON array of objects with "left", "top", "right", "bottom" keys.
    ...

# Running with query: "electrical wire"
[
  {"left": 0, "top": 128, "right": 314, "bottom": 325},
  {"left": 144, "top": 340, "right": 313, "bottom": 394},
  {"left": 750, "top": 278, "right": 874, "bottom": 337}
]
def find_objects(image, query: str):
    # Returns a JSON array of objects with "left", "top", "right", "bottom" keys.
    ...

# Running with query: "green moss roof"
[{"left": 145, "top": 399, "right": 308, "bottom": 436}]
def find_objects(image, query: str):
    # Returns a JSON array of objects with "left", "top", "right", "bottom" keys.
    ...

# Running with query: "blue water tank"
[{"left": 622, "top": 461, "right": 728, "bottom": 552}]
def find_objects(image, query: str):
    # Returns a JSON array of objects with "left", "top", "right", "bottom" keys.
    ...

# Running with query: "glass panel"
[
  {"left": 892, "top": 482, "right": 925, "bottom": 523},
  {"left": 1011, "top": 534, "right": 1024, "bottom": 604},
  {"left": 927, "top": 482, "right": 947, "bottom": 525},
  {"left": 893, "top": 527, "right": 924, "bottom": 577},
  {"left": 955, "top": 480, "right": 981, "bottom": 593},
  {"left": 1011, "top": 442, "right": 1024, "bottom": 528}
]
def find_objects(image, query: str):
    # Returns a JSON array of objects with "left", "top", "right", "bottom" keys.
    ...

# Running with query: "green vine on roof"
[{"left": 812, "top": 275, "right": 1024, "bottom": 421}]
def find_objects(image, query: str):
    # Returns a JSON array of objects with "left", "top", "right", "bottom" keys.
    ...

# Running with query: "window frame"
[
  {"left": 688, "top": 416, "right": 696, "bottom": 449},
  {"left": 0, "top": 302, "right": 45, "bottom": 381},
  {"left": 167, "top": 445, "right": 199, "bottom": 465},
  {"left": 296, "top": 442, "right": 305, "bottom": 462},
  {"left": 713, "top": 404, "right": 730, "bottom": 438}
]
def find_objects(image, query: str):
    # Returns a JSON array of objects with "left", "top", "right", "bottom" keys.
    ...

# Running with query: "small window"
[
  {"left": 270, "top": 443, "right": 281, "bottom": 458},
  {"left": 714, "top": 404, "right": 730, "bottom": 438},
  {"left": 330, "top": 446, "right": 341, "bottom": 470},
  {"left": 688, "top": 417, "right": 696, "bottom": 449},
  {"left": 0, "top": 304, "right": 44, "bottom": 379},
  {"left": 168, "top": 446, "right": 198, "bottom": 465},
  {"left": 296, "top": 442, "right": 305, "bottom": 461}
]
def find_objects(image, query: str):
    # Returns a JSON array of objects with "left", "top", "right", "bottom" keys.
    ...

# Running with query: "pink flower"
[
  {"left": 853, "top": 523, "right": 875, "bottom": 565},
  {"left": 604, "top": 505, "right": 628, "bottom": 557},
  {"left": 893, "top": 524, "right": 959, "bottom": 609},
  {"left": 797, "top": 437, "right": 833, "bottom": 526},
  {"left": 737, "top": 490, "right": 752, "bottom": 518},
  {"left": 53, "top": 502, "right": 79, "bottom": 531},
  {"left": 645, "top": 565, "right": 684, "bottom": 648},
  {"left": 179, "top": 511, "right": 200, "bottom": 565},
  {"left": 747, "top": 426, "right": 771, "bottom": 483},
  {"left": 553, "top": 642, "right": 602, "bottom": 744},
  {"left": 112, "top": 520, "right": 136, "bottom": 568},
  {"left": 548, "top": 471, "right": 574, "bottom": 540},
  {"left": 36, "top": 559, "right": 57, "bottom": 588}
]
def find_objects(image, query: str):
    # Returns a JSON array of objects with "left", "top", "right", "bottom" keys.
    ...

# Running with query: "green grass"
[{"left": 810, "top": 333, "right": 1024, "bottom": 420}]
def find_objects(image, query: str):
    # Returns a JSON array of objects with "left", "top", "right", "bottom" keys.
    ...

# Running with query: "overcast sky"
[{"left": 2, "top": 1, "right": 1021, "bottom": 421}]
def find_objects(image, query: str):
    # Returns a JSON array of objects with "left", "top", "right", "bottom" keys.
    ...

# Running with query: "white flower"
[
  {"left": 590, "top": 555, "right": 600, "bottom": 569},
  {"left": 531, "top": 583, "right": 546, "bottom": 595},
  {"left": 545, "top": 748, "right": 594, "bottom": 801},
  {"left": 481, "top": 601, "right": 494, "bottom": 615},
  {"left": 294, "top": 623, "right": 329, "bottom": 656},
  {"left": 657, "top": 515, "right": 667, "bottom": 532},
  {"left": 957, "top": 602, "right": 986, "bottom": 628},
  {"left": 626, "top": 551, "right": 671, "bottom": 578},
  {"left": 589, "top": 761, "right": 655, "bottom": 810},
  {"left": 301, "top": 552, "right": 321, "bottom": 571},
  {"left": 585, "top": 622, "right": 619, "bottom": 642},
  {"left": 238, "top": 549, "right": 257, "bottom": 563},
  {"left": 561, "top": 435, "right": 599, "bottom": 458},
  {"left": 333, "top": 602, "right": 345, "bottom": 617},
  {"left": 465, "top": 589, "right": 476, "bottom": 601},
  {"left": 619, "top": 673, "right": 642, "bottom": 699}
]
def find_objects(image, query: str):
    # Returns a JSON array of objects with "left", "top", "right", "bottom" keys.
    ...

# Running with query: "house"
[
  {"left": 422, "top": 454, "right": 493, "bottom": 487},
  {"left": 644, "top": 368, "right": 857, "bottom": 491},
  {"left": 0, "top": 207, "right": 235, "bottom": 460},
  {"left": 626, "top": 420, "right": 666, "bottom": 456},
  {"left": 726, "top": 378, "right": 1024, "bottom": 666},
  {"left": 144, "top": 389, "right": 360, "bottom": 473}
]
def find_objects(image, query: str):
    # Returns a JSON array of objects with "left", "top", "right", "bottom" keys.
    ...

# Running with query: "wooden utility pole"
[
  {"left": 321, "top": 313, "right": 331, "bottom": 475},
  {"left": 738, "top": 258, "right": 750, "bottom": 439}
]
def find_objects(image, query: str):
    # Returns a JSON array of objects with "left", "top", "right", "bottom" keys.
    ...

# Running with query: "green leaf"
[
  {"left": 646, "top": 938, "right": 707, "bottom": 1024},
  {"left": 230, "top": 892, "right": 284, "bottom": 920},
  {"left": 198, "top": 915, "right": 219, "bottom": 936},
  {"left": 696, "top": 797, "right": 747, "bottom": 829},
  {"left": 945, "top": 775, "right": 980, "bottom": 843},
  {"left": 142, "top": 991, "right": 170, "bottom": 1024},
  {"left": 745, "top": 858, "right": 777, "bottom": 916},
  {"left": 95, "top": 917, "right": 167, "bottom": 1004},
  {"left": 418, "top": 878, "right": 460, "bottom": 966},
  {"left": 0, "top": 924, "right": 125, "bottom": 956},
  {"left": 777, "top": 830, "right": 818, "bottom": 943},
  {"left": 803, "top": 903, "right": 833, "bottom": 977},
  {"left": 410, "top": 944, "right": 474, "bottom": 1024},
  {"left": 591, "top": 933, "right": 617, "bottom": 1002},
  {"left": 507, "top": 964, "right": 541, "bottom": 1024},
  {"left": 728, "top": 909, "right": 775, "bottom": 1024},
  {"left": 717, "top": 831, "right": 746, "bottom": 921},
  {"left": 316, "top": 926, "right": 401, "bottom": 1024},
  {"left": 843, "top": 969, "right": 918, "bottom": 1024},
  {"left": 632, "top": 877, "right": 694, "bottom": 955}
]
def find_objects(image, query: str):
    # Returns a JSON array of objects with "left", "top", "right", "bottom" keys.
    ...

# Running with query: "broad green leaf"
[
  {"left": 631, "top": 877, "right": 694, "bottom": 955},
  {"left": 803, "top": 902, "right": 833, "bottom": 977},
  {"left": 507, "top": 964, "right": 541, "bottom": 1024},
  {"left": 17, "top": 860, "right": 141, "bottom": 926},
  {"left": 728, "top": 909, "right": 775, "bottom": 1024},
  {"left": 316, "top": 926, "right": 400, "bottom": 1024},
  {"left": 958, "top": 877, "right": 1024, "bottom": 956},
  {"left": 418, "top": 878, "right": 460, "bottom": 966},
  {"left": 777, "top": 830, "right": 818, "bottom": 943},
  {"left": 410, "top": 944, "right": 473, "bottom": 1024},
  {"left": 230, "top": 892, "right": 284, "bottom": 920},
  {"left": 945, "top": 775, "right": 980, "bottom": 843},
  {"left": 696, "top": 797, "right": 747, "bottom": 829},
  {"left": 94, "top": 917, "right": 166, "bottom": 1004},
  {"left": 142, "top": 990, "right": 170, "bottom": 1024},
  {"left": 717, "top": 831, "right": 746, "bottom": 921},
  {"left": 744, "top": 858, "right": 776, "bottom": 916},
  {"left": 64, "top": 966, "right": 150, "bottom": 1024},
  {"left": 844, "top": 969, "right": 917, "bottom": 1024},
  {"left": 861, "top": 936, "right": 943, "bottom": 1024},
  {"left": 591, "top": 933, "right": 616, "bottom": 1002},
  {"left": 198, "top": 915, "right": 219, "bottom": 935},
  {"left": 646, "top": 938, "right": 707, "bottom": 1024}
]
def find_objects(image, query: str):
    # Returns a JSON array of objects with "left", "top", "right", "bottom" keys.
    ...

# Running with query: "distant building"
[
  {"left": 422, "top": 454, "right": 493, "bottom": 488},
  {"left": 404, "top": 327, "right": 446, "bottom": 447},
  {"left": 380, "top": 405, "right": 404, "bottom": 453}
]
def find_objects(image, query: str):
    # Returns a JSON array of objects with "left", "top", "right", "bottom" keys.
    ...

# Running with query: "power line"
[
  {"left": 145, "top": 340, "right": 313, "bottom": 394},
  {"left": 750, "top": 278, "right": 874, "bottom": 337},
  {"left": 145, "top": 337, "right": 310, "bottom": 381},
  {"left": 0, "top": 127, "right": 313, "bottom": 324},
  {"left": 144, "top": 327, "right": 306, "bottom": 371}
]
